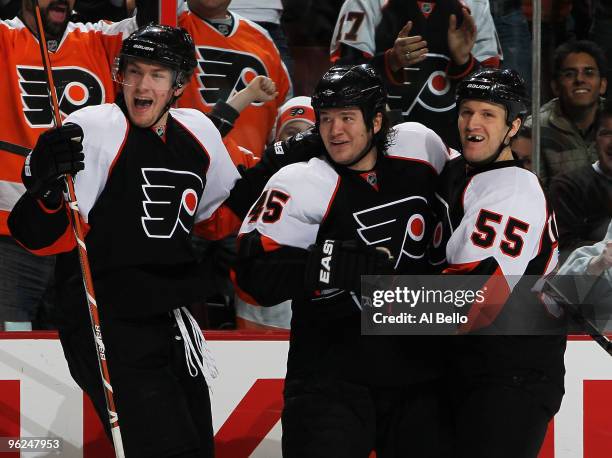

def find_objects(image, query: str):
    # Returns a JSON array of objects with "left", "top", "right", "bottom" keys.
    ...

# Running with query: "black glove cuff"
[{"left": 208, "top": 100, "right": 240, "bottom": 137}]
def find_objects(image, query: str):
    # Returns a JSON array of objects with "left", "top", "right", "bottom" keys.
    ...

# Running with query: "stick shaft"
[{"left": 33, "top": 3, "right": 125, "bottom": 456}]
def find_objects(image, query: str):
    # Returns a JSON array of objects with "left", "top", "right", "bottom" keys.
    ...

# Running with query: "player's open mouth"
[
  {"left": 572, "top": 88, "right": 590, "bottom": 94},
  {"left": 134, "top": 98, "right": 153, "bottom": 108},
  {"left": 466, "top": 135, "right": 484, "bottom": 142},
  {"left": 48, "top": 3, "right": 68, "bottom": 22}
]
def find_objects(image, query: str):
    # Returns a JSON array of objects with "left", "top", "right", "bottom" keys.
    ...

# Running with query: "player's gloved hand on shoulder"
[
  {"left": 261, "top": 127, "right": 324, "bottom": 173},
  {"left": 22, "top": 123, "right": 84, "bottom": 206},
  {"left": 304, "top": 239, "right": 395, "bottom": 292}
]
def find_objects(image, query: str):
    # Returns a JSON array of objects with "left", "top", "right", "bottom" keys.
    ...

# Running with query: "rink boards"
[{"left": 0, "top": 332, "right": 610, "bottom": 458}]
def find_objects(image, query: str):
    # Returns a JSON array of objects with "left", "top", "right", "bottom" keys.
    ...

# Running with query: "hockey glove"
[
  {"left": 261, "top": 127, "right": 324, "bottom": 174},
  {"left": 22, "top": 123, "right": 84, "bottom": 204},
  {"left": 304, "top": 240, "right": 395, "bottom": 293}
]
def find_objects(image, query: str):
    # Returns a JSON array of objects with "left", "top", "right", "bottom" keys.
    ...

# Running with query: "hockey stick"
[
  {"left": 32, "top": 2, "right": 125, "bottom": 456},
  {"left": 543, "top": 279, "right": 612, "bottom": 357},
  {"left": 0, "top": 140, "right": 30, "bottom": 157}
]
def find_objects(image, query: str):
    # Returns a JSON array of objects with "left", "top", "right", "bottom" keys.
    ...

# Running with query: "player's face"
[
  {"left": 319, "top": 107, "right": 382, "bottom": 170},
  {"left": 596, "top": 115, "right": 612, "bottom": 176},
  {"left": 187, "top": 0, "right": 231, "bottom": 19},
  {"left": 458, "top": 100, "right": 521, "bottom": 164},
  {"left": 277, "top": 121, "right": 312, "bottom": 142},
  {"left": 552, "top": 52, "right": 607, "bottom": 111},
  {"left": 24, "top": 0, "right": 75, "bottom": 39},
  {"left": 122, "top": 60, "right": 183, "bottom": 128}
]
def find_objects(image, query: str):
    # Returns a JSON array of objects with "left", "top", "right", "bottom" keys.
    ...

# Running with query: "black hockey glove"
[
  {"left": 304, "top": 240, "right": 395, "bottom": 293},
  {"left": 22, "top": 123, "right": 84, "bottom": 204},
  {"left": 260, "top": 127, "right": 324, "bottom": 174}
]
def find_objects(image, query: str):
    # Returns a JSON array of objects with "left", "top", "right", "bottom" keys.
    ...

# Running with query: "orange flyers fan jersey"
[
  {"left": 0, "top": 17, "right": 137, "bottom": 236},
  {"left": 177, "top": 11, "right": 291, "bottom": 158}
]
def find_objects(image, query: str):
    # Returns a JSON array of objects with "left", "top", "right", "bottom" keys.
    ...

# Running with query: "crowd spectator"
[
  {"left": 0, "top": 0, "right": 154, "bottom": 331},
  {"left": 330, "top": 0, "right": 501, "bottom": 149},
  {"left": 72, "top": 0, "right": 134, "bottom": 22},
  {"left": 512, "top": 124, "right": 533, "bottom": 171},
  {"left": 524, "top": 40, "right": 608, "bottom": 188},
  {"left": 590, "top": 0, "right": 612, "bottom": 95},
  {"left": 550, "top": 98, "right": 612, "bottom": 260},
  {"left": 228, "top": 0, "right": 292, "bottom": 77},
  {"left": 490, "top": 0, "right": 531, "bottom": 92},
  {"left": 176, "top": 0, "right": 291, "bottom": 158},
  {"left": 522, "top": 0, "right": 574, "bottom": 102}
]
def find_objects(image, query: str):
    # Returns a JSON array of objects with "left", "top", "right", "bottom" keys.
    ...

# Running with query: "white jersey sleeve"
[
  {"left": 239, "top": 158, "right": 340, "bottom": 249},
  {"left": 68, "top": 104, "right": 129, "bottom": 223},
  {"left": 446, "top": 167, "right": 552, "bottom": 283},
  {"left": 330, "top": 0, "right": 385, "bottom": 58},
  {"left": 559, "top": 220, "right": 612, "bottom": 281},
  {"left": 387, "top": 122, "right": 457, "bottom": 174},
  {"left": 464, "top": 0, "right": 502, "bottom": 64},
  {"left": 171, "top": 108, "right": 242, "bottom": 224}
]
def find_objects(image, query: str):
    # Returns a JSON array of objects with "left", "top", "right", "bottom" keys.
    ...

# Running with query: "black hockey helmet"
[
  {"left": 456, "top": 68, "right": 529, "bottom": 126},
  {"left": 312, "top": 64, "right": 387, "bottom": 126},
  {"left": 116, "top": 23, "right": 197, "bottom": 88}
]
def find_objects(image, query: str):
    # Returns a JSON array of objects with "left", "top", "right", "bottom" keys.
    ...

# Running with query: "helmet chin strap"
[
  {"left": 463, "top": 125, "right": 513, "bottom": 168},
  {"left": 148, "top": 92, "right": 179, "bottom": 129},
  {"left": 343, "top": 136, "right": 375, "bottom": 168}
]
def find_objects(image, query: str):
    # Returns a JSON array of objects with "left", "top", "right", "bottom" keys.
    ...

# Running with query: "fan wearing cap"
[
  {"left": 273, "top": 96, "right": 316, "bottom": 142},
  {"left": 432, "top": 68, "right": 566, "bottom": 457},
  {"left": 7, "top": 24, "right": 301, "bottom": 458}
]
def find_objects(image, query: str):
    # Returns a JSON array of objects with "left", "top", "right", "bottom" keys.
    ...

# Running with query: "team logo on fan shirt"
[
  {"left": 417, "top": 1, "right": 436, "bottom": 18},
  {"left": 387, "top": 53, "right": 454, "bottom": 117},
  {"left": 194, "top": 46, "right": 269, "bottom": 106},
  {"left": 140, "top": 168, "right": 204, "bottom": 239},
  {"left": 17, "top": 66, "right": 105, "bottom": 128},
  {"left": 353, "top": 196, "right": 431, "bottom": 269}
]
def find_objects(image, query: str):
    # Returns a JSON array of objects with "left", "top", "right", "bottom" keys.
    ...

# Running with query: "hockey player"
[
  {"left": 434, "top": 68, "right": 566, "bottom": 457},
  {"left": 234, "top": 64, "right": 454, "bottom": 457},
  {"left": 330, "top": 0, "right": 501, "bottom": 150},
  {"left": 0, "top": 0, "right": 156, "bottom": 330},
  {"left": 7, "top": 24, "right": 305, "bottom": 458}
]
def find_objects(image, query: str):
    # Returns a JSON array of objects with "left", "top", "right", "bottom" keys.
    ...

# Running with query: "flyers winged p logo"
[
  {"left": 386, "top": 54, "right": 455, "bottom": 117},
  {"left": 17, "top": 66, "right": 105, "bottom": 128},
  {"left": 141, "top": 168, "right": 204, "bottom": 239},
  {"left": 353, "top": 196, "right": 431, "bottom": 269},
  {"left": 195, "top": 46, "right": 269, "bottom": 106}
]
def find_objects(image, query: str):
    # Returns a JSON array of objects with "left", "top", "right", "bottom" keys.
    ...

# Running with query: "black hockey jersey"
[
  {"left": 9, "top": 100, "right": 246, "bottom": 326},
  {"left": 433, "top": 156, "right": 566, "bottom": 385},
  {"left": 235, "top": 122, "right": 455, "bottom": 386}
]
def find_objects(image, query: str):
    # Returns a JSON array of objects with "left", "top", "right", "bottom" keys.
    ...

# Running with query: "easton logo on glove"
[
  {"left": 305, "top": 239, "right": 394, "bottom": 293},
  {"left": 319, "top": 240, "right": 335, "bottom": 284},
  {"left": 140, "top": 168, "right": 204, "bottom": 239}
]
